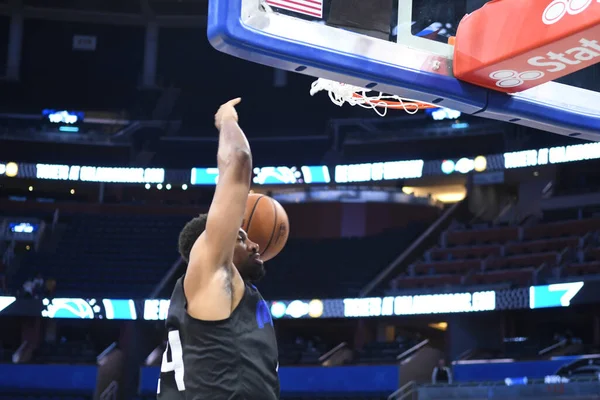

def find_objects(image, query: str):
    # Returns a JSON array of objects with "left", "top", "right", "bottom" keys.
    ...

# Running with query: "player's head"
[
  {"left": 178, "top": 214, "right": 266, "bottom": 282},
  {"left": 233, "top": 228, "right": 265, "bottom": 282}
]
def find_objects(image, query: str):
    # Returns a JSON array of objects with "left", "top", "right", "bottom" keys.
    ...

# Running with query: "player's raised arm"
[
  {"left": 204, "top": 98, "right": 252, "bottom": 262},
  {"left": 183, "top": 98, "right": 252, "bottom": 316}
]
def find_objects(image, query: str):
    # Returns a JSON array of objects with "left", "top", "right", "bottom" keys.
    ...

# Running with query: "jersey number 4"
[{"left": 158, "top": 330, "right": 185, "bottom": 393}]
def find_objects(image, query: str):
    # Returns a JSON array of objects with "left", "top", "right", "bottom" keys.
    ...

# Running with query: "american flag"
[{"left": 265, "top": 0, "right": 323, "bottom": 18}]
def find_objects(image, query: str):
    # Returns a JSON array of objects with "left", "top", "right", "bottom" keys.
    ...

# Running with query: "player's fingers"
[{"left": 227, "top": 97, "right": 242, "bottom": 106}]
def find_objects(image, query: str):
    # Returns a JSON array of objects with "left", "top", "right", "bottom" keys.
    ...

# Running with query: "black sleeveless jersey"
[{"left": 157, "top": 276, "right": 280, "bottom": 400}]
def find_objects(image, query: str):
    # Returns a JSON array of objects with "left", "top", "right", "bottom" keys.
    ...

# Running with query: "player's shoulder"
[
  {"left": 164, "top": 276, "right": 187, "bottom": 320},
  {"left": 244, "top": 283, "right": 271, "bottom": 316},
  {"left": 171, "top": 276, "right": 186, "bottom": 303},
  {"left": 245, "top": 282, "right": 266, "bottom": 301}
]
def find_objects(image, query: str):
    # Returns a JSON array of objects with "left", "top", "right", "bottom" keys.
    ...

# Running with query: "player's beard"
[{"left": 239, "top": 260, "right": 266, "bottom": 282}]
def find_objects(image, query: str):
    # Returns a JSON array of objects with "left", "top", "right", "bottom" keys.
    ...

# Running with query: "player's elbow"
[
  {"left": 232, "top": 148, "right": 252, "bottom": 164},
  {"left": 219, "top": 148, "right": 252, "bottom": 172}
]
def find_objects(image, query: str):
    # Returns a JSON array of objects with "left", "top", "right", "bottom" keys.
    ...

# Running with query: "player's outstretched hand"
[{"left": 215, "top": 98, "right": 242, "bottom": 130}]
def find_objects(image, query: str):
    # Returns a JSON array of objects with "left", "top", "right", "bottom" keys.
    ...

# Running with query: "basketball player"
[{"left": 157, "top": 98, "right": 279, "bottom": 400}]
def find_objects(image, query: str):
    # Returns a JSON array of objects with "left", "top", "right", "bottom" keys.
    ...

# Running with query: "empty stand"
[
  {"left": 430, "top": 245, "right": 501, "bottom": 261},
  {"left": 506, "top": 237, "right": 578, "bottom": 255},
  {"left": 392, "top": 216, "right": 600, "bottom": 291},
  {"left": 278, "top": 338, "right": 327, "bottom": 366},
  {"left": 260, "top": 224, "right": 428, "bottom": 299},
  {"left": 566, "top": 261, "right": 600, "bottom": 277},
  {"left": 0, "top": 396, "right": 91, "bottom": 400},
  {"left": 16, "top": 214, "right": 189, "bottom": 297},
  {"left": 7, "top": 207, "right": 427, "bottom": 300},
  {"left": 137, "top": 397, "right": 388, "bottom": 400},
  {"left": 354, "top": 341, "right": 406, "bottom": 364},
  {"left": 33, "top": 341, "right": 97, "bottom": 364},
  {"left": 280, "top": 397, "right": 388, "bottom": 400}
]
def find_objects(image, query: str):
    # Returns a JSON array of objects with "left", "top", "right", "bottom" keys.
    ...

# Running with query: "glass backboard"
[{"left": 207, "top": 0, "right": 600, "bottom": 139}]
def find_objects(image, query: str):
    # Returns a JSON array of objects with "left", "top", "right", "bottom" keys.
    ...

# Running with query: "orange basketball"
[{"left": 242, "top": 193, "right": 289, "bottom": 262}]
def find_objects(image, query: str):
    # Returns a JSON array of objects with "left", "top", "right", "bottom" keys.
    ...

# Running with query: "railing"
[
  {"left": 493, "top": 201, "right": 516, "bottom": 226},
  {"left": 145, "top": 343, "right": 165, "bottom": 366},
  {"left": 558, "top": 247, "right": 570, "bottom": 265},
  {"left": 99, "top": 381, "right": 118, "bottom": 400},
  {"left": 388, "top": 381, "right": 417, "bottom": 400},
  {"left": 580, "top": 232, "right": 590, "bottom": 248},
  {"left": 397, "top": 339, "right": 429, "bottom": 361},
  {"left": 534, "top": 262, "right": 549, "bottom": 285},
  {"left": 318, "top": 342, "right": 347, "bottom": 364},
  {"left": 482, "top": 254, "right": 492, "bottom": 271},
  {"left": 461, "top": 268, "right": 476, "bottom": 285},
  {"left": 456, "top": 348, "right": 474, "bottom": 361},
  {"left": 12, "top": 340, "right": 28, "bottom": 363},
  {"left": 97, "top": 342, "right": 117, "bottom": 364},
  {"left": 538, "top": 339, "right": 567, "bottom": 356}
]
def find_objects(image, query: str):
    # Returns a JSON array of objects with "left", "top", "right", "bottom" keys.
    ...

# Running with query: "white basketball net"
[{"left": 309, "top": 78, "right": 429, "bottom": 117}]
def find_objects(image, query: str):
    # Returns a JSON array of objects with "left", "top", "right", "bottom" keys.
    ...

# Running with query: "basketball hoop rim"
[
  {"left": 310, "top": 77, "right": 439, "bottom": 116},
  {"left": 350, "top": 93, "right": 438, "bottom": 110}
]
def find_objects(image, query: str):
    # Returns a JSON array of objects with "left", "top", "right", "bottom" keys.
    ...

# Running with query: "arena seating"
[
  {"left": 353, "top": 340, "right": 407, "bottom": 364},
  {"left": 0, "top": 396, "right": 91, "bottom": 400},
  {"left": 392, "top": 216, "right": 600, "bottom": 290},
  {"left": 261, "top": 223, "right": 428, "bottom": 299},
  {"left": 278, "top": 338, "right": 328, "bottom": 365},
  {"left": 16, "top": 214, "right": 190, "bottom": 298},
  {"left": 1, "top": 392, "right": 390, "bottom": 400},
  {"left": 278, "top": 337, "right": 412, "bottom": 366},
  {"left": 281, "top": 396, "right": 388, "bottom": 400},
  {"left": 33, "top": 341, "right": 97, "bottom": 364},
  {"left": 11, "top": 210, "right": 427, "bottom": 299},
  {"left": 136, "top": 396, "right": 388, "bottom": 400}
]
